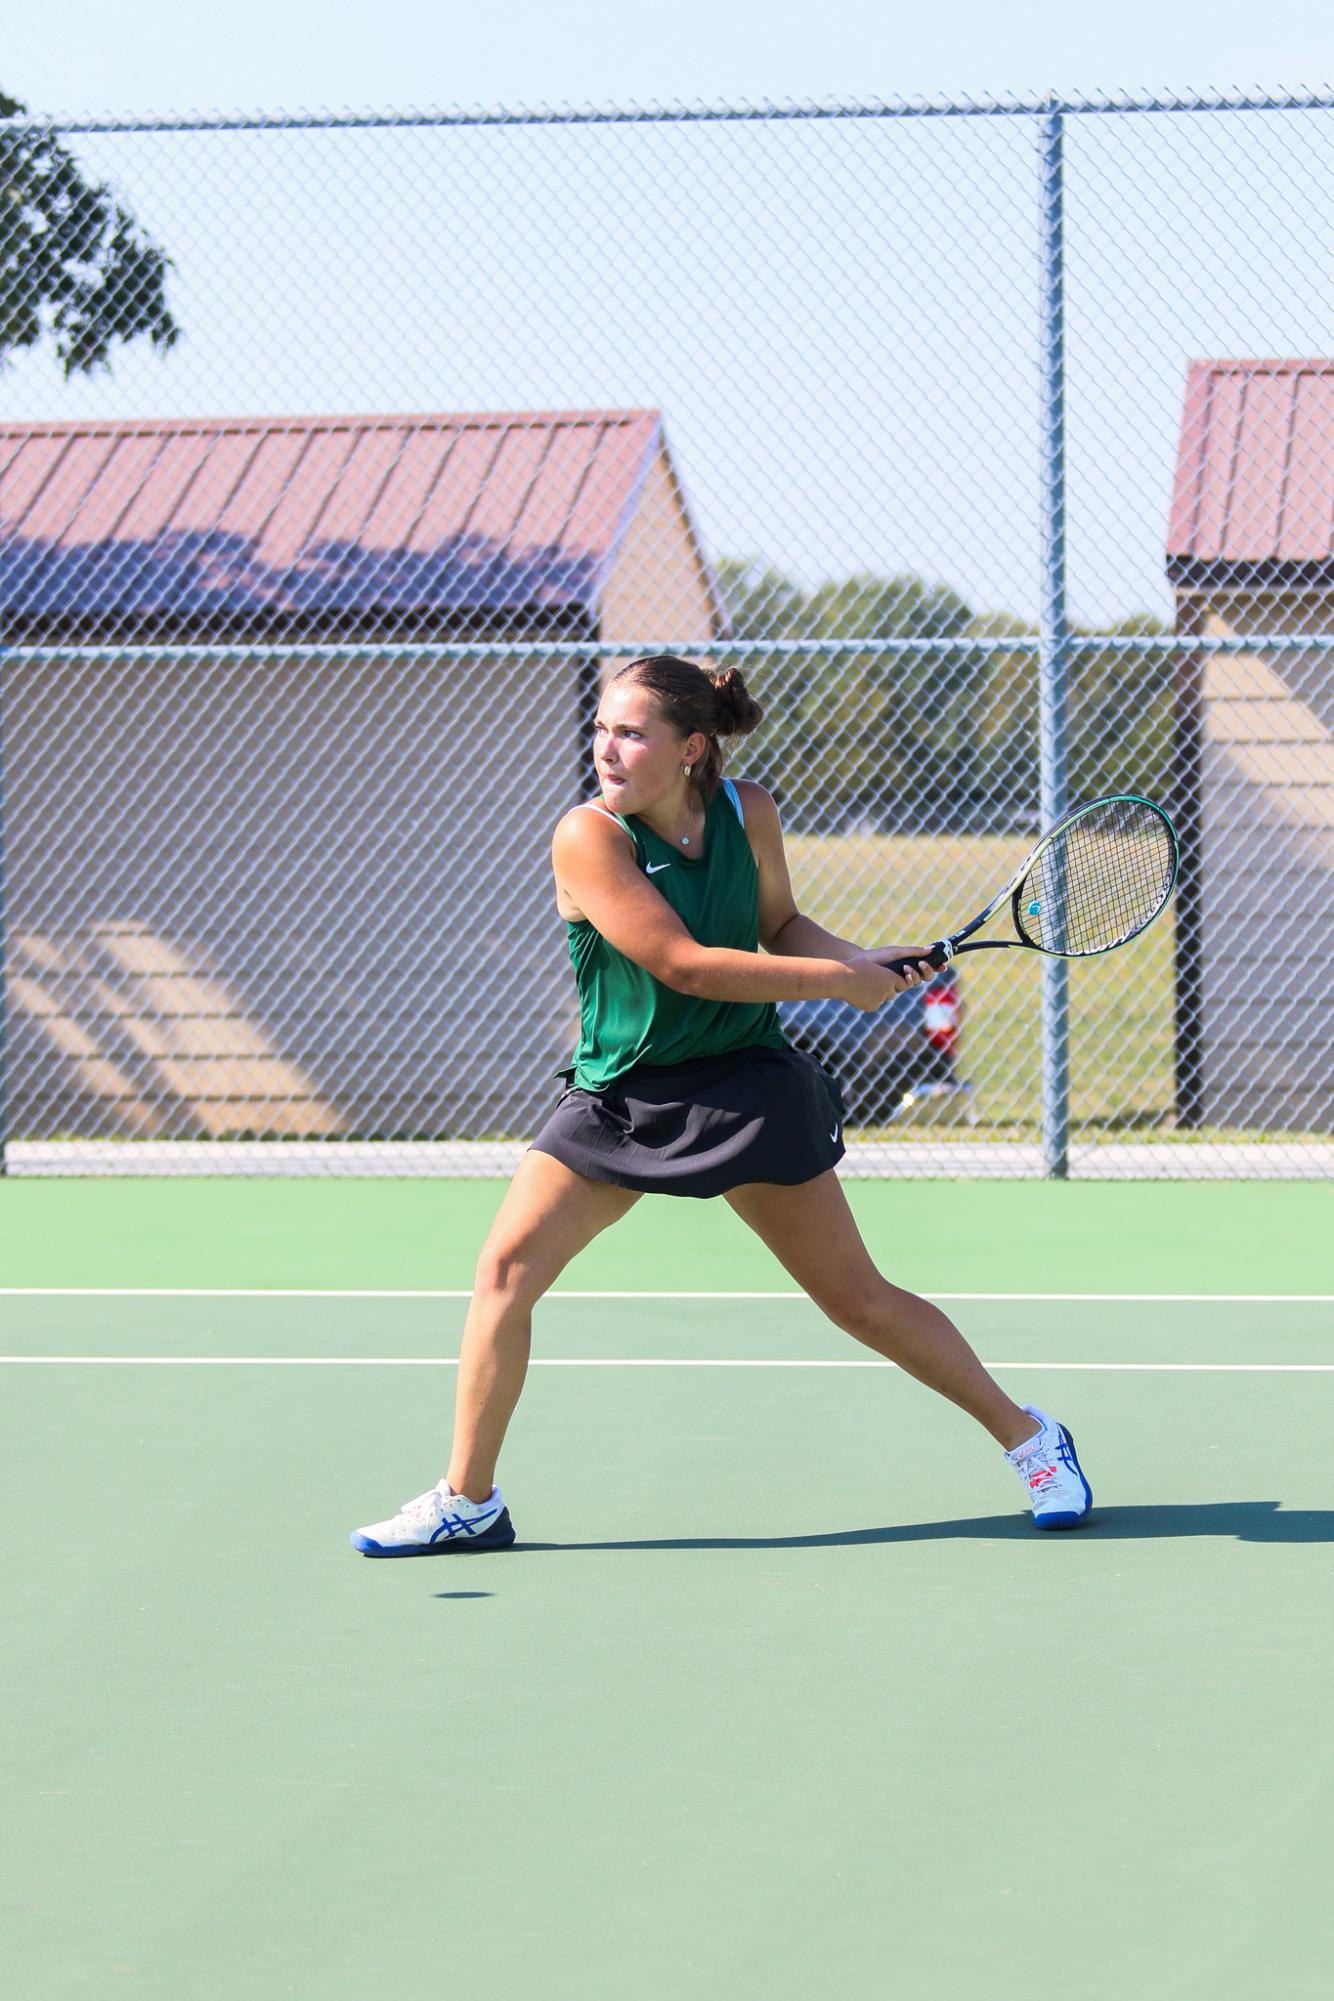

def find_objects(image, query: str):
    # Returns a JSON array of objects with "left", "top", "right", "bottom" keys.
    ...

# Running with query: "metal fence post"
[{"left": 1038, "top": 105, "right": 1071, "bottom": 1178}]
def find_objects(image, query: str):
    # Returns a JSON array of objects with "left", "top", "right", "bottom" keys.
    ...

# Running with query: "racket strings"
[{"left": 1018, "top": 799, "right": 1176, "bottom": 955}]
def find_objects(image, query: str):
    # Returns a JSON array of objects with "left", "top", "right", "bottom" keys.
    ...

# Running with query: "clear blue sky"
[
  {"left": 4, "top": 4, "right": 1333, "bottom": 626},
  {"left": 6, "top": 0, "right": 1333, "bottom": 116}
]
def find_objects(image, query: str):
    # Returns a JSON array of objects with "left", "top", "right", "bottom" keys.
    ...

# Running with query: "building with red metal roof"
[
  {"left": 3, "top": 409, "right": 727, "bottom": 1144},
  {"left": 1167, "top": 360, "right": 1334, "bottom": 1135},
  {"left": 0, "top": 408, "right": 727, "bottom": 643},
  {"left": 1169, "top": 360, "right": 1334, "bottom": 587}
]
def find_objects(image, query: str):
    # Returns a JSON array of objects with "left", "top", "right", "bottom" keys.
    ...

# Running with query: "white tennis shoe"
[
  {"left": 1006, "top": 1405, "right": 1093, "bottom": 1529},
  {"left": 350, "top": 1479, "right": 516, "bottom": 1556}
]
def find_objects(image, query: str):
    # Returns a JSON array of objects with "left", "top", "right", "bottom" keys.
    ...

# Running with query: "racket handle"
[{"left": 884, "top": 940, "right": 952, "bottom": 977}]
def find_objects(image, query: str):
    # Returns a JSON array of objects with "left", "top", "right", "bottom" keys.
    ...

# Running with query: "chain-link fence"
[{"left": 1, "top": 92, "right": 1331, "bottom": 1176}]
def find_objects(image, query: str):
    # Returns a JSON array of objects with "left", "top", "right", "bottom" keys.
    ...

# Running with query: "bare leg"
[
  {"left": 724, "top": 1172, "right": 1038, "bottom": 1451},
  {"left": 446, "top": 1150, "right": 640, "bottom": 1499}
]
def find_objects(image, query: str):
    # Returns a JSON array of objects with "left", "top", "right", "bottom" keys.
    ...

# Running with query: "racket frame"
[{"left": 886, "top": 793, "right": 1178, "bottom": 975}]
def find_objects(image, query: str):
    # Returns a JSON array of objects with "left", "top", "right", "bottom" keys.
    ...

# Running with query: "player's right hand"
[{"left": 839, "top": 954, "right": 923, "bottom": 1011}]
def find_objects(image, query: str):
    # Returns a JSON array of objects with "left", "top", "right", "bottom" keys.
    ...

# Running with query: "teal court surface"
[{"left": 2, "top": 1180, "right": 1332, "bottom": 2000}]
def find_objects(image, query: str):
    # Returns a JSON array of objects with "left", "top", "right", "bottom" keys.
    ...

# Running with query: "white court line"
[
  {"left": 0, "top": 1288, "right": 1331, "bottom": 1304},
  {"left": 2, "top": 1356, "right": 1332, "bottom": 1372}
]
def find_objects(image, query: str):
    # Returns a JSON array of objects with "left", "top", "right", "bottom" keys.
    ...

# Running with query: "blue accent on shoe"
[
  {"left": 1031, "top": 1424, "right": 1093, "bottom": 1530},
  {"left": 351, "top": 1507, "right": 517, "bottom": 1557}
]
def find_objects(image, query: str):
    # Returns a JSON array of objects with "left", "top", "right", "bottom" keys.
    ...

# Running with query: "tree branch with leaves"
[{"left": 0, "top": 89, "right": 178, "bottom": 375}]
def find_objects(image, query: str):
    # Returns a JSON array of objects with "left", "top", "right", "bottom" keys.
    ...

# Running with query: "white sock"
[{"left": 1004, "top": 1417, "right": 1050, "bottom": 1464}]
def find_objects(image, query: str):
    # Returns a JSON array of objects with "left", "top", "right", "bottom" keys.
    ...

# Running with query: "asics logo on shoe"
[{"left": 430, "top": 1508, "right": 498, "bottom": 1542}]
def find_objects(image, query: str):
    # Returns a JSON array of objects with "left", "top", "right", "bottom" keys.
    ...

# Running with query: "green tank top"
[{"left": 563, "top": 778, "right": 788, "bottom": 1090}]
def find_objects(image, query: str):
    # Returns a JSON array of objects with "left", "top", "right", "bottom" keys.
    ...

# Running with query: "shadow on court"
[{"left": 512, "top": 1501, "right": 1334, "bottom": 1551}]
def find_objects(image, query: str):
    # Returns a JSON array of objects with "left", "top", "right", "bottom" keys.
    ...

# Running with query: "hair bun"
[{"left": 710, "top": 665, "right": 764, "bottom": 738}]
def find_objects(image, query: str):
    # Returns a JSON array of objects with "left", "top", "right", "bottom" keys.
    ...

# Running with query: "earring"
[{"left": 683, "top": 765, "right": 692, "bottom": 776}]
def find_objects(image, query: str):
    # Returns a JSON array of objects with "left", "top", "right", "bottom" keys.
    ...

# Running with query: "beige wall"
[
  {"left": 4, "top": 645, "right": 582, "bottom": 1141},
  {"left": 1177, "top": 593, "right": 1334, "bottom": 1130},
  {"left": 598, "top": 445, "right": 724, "bottom": 683}
]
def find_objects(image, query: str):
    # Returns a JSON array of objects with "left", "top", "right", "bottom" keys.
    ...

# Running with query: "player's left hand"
[{"left": 867, "top": 946, "right": 934, "bottom": 984}]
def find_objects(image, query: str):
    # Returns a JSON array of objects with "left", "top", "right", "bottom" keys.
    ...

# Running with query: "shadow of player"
[{"left": 513, "top": 1500, "right": 1334, "bottom": 1551}]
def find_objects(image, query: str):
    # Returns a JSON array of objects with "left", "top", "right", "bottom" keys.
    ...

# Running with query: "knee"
[
  {"left": 472, "top": 1240, "right": 541, "bottom": 1307},
  {"left": 816, "top": 1275, "right": 902, "bottom": 1340}
]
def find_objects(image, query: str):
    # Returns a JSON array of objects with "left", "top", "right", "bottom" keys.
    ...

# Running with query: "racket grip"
[{"left": 884, "top": 940, "right": 952, "bottom": 977}]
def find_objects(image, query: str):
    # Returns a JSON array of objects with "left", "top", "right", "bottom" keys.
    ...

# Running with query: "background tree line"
[{"left": 714, "top": 557, "right": 1174, "bottom": 834}]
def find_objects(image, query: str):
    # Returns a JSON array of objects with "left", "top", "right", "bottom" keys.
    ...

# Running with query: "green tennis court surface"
[{"left": 3, "top": 1182, "right": 1331, "bottom": 1999}]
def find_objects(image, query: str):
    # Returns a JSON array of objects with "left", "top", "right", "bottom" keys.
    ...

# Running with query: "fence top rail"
[
  {"left": 4, "top": 90, "right": 1334, "bottom": 137},
  {"left": 6, "top": 633, "right": 1334, "bottom": 665}
]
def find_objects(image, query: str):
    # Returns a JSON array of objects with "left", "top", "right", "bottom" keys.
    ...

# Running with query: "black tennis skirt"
[{"left": 529, "top": 1042, "right": 846, "bottom": 1198}]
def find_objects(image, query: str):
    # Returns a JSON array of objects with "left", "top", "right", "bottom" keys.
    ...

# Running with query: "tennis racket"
[{"left": 884, "top": 794, "right": 1178, "bottom": 976}]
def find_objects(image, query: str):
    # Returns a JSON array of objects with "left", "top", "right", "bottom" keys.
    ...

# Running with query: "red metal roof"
[
  {"left": 1168, "top": 360, "right": 1334, "bottom": 572},
  {"left": 0, "top": 409, "right": 665, "bottom": 638}
]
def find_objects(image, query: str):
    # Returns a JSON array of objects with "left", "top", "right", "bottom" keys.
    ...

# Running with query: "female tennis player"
[{"left": 352, "top": 654, "right": 1092, "bottom": 1554}]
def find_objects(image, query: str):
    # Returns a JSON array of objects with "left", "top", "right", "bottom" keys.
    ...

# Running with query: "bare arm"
[
  {"left": 551, "top": 808, "right": 904, "bottom": 1010},
  {"left": 768, "top": 912, "right": 929, "bottom": 969}
]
